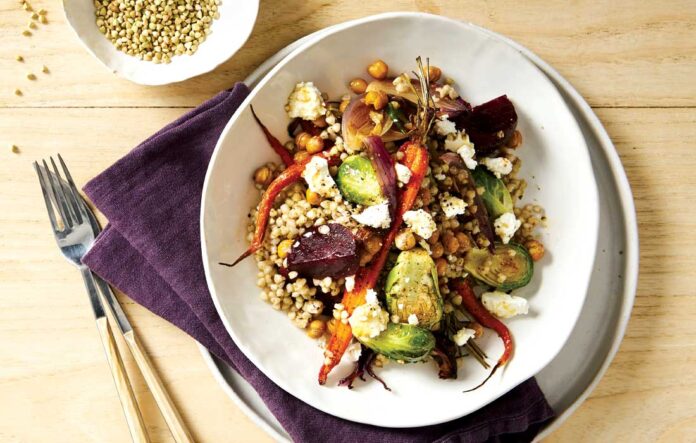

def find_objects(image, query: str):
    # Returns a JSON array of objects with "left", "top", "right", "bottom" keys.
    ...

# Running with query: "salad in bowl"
[{"left": 224, "top": 57, "right": 547, "bottom": 390}]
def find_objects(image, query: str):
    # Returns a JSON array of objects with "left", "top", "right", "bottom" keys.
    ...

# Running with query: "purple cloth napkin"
[{"left": 83, "top": 84, "right": 554, "bottom": 443}]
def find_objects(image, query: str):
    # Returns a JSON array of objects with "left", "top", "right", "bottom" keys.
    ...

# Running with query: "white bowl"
[
  {"left": 62, "top": 0, "right": 258, "bottom": 85},
  {"left": 201, "top": 13, "right": 599, "bottom": 428}
]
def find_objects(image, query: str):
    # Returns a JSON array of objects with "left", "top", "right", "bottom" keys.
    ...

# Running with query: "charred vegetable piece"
[
  {"left": 384, "top": 248, "right": 443, "bottom": 329},
  {"left": 341, "top": 95, "right": 408, "bottom": 149},
  {"left": 456, "top": 95, "right": 517, "bottom": 155},
  {"left": 464, "top": 243, "right": 533, "bottom": 291},
  {"left": 336, "top": 155, "right": 384, "bottom": 205},
  {"left": 287, "top": 224, "right": 359, "bottom": 279},
  {"left": 472, "top": 168, "right": 513, "bottom": 218},
  {"left": 358, "top": 323, "right": 435, "bottom": 363},
  {"left": 452, "top": 279, "right": 513, "bottom": 391}
]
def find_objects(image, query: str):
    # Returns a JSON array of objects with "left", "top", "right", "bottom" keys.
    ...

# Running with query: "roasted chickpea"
[
  {"left": 306, "top": 319, "right": 326, "bottom": 339},
  {"left": 525, "top": 239, "right": 545, "bottom": 261},
  {"left": 295, "top": 131, "right": 311, "bottom": 150},
  {"left": 293, "top": 150, "right": 310, "bottom": 162},
  {"left": 508, "top": 130, "right": 523, "bottom": 149},
  {"left": 442, "top": 232, "right": 460, "bottom": 255},
  {"left": 306, "top": 189, "right": 322, "bottom": 206},
  {"left": 428, "top": 65, "right": 442, "bottom": 82},
  {"left": 395, "top": 229, "right": 416, "bottom": 251},
  {"left": 349, "top": 78, "right": 368, "bottom": 94},
  {"left": 435, "top": 257, "right": 448, "bottom": 277},
  {"left": 253, "top": 165, "right": 271, "bottom": 186},
  {"left": 277, "top": 239, "right": 294, "bottom": 258},
  {"left": 327, "top": 318, "right": 338, "bottom": 334},
  {"left": 364, "top": 90, "right": 388, "bottom": 110},
  {"left": 367, "top": 59, "right": 388, "bottom": 79},
  {"left": 305, "top": 135, "right": 325, "bottom": 154},
  {"left": 428, "top": 229, "right": 441, "bottom": 245},
  {"left": 455, "top": 232, "right": 473, "bottom": 253},
  {"left": 431, "top": 242, "right": 444, "bottom": 259},
  {"left": 364, "top": 235, "right": 383, "bottom": 254}
]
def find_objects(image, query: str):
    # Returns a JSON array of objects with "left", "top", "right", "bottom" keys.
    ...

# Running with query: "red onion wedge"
[
  {"left": 341, "top": 94, "right": 408, "bottom": 150},
  {"left": 363, "top": 136, "right": 398, "bottom": 219}
]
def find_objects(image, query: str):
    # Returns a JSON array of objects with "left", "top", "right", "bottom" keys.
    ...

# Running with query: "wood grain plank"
[
  {"left": 0, "top": 105, "right": 694, "bottom": 441},
  {"left": 0, "top": 0, "right": 694, "bottom": 108}
]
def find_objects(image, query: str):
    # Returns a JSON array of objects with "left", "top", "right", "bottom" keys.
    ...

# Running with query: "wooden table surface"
[{"left": 1, "top": 0, "right": 694, "bottom": 441}]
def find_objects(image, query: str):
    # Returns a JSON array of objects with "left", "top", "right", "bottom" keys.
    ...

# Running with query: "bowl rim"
[
  {"left": 200, "top": 11, "right": 600, "bottom": 427},
  {"left": 61, "top": 0, "right": 260, "bottom": 85}
]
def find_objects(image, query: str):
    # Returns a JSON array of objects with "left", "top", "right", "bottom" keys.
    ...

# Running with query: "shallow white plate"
[
  {"left": 201, "top": 13, "right": 599, "bottom": 428},
  {"left": 62, "top": 0, "right": 258, "bottom": 85}
]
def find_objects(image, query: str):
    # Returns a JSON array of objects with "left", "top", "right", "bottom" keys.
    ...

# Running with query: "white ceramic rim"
[
  {"left": 61, "top": 0, "right": 260, "bottom": 85},
  {"left": 200, "top": 11, "right": 601, "bottom": 428},
  {"left": 197, "top": 13, "right": 638, "bottom": 440}
]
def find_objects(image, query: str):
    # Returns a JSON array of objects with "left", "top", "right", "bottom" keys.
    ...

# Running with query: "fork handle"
[
  {"left": 123, "top": 330, "right": 194, "bottom": 443},
  {"left": 96, "top": 316, "right": 151, "bottom": 443}
]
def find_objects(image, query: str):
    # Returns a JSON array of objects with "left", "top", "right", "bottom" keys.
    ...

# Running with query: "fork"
[{"left": 34, "top": 155, "right": 150, "bottom": 443}]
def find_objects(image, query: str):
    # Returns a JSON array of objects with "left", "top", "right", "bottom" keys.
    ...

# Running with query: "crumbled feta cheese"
[
  {"left": 453, "top": 327, "right": 476, "bottom": 346},
  {"left": 407, "top": 314, "right": 419, "bottom": 325},
  {"left": 288, "top": 271, "right": 298, "bottom": 279},
  {"left": 481, "top": 291, "right": 529, "bottom": 319},
  {"left": 302, "top": 156, "right": 335, "bottom": 196},
  {"left": 285, "top": 82, "right": 326, "bottom": 120},
  {"left": 303, "top": 231, "right": 313, "bottom": 238},
  {"left": 403, "top": 209, "right": 436, "bottom": 239},
  {"left": 494, "top": 212, "right": 521, "bottom": 244},
  {"left": 317, "top": 225, "right": 330, "bottom": 235},
  {"left": 481, "top": 157, "right": 513, "bottom": 178},
  {"left": 395, "top": 163, "right": 412, "bottom": 185},
  {"left": 445, "top": 130, "right": 475, "bottom": 152},
  {"left": 435, "top": 115, "right": 457, "bottom": 136},
  {"left": 440, "top": 193, "right": 467, "bottom": 219},
  {"left": 345, "top": 341, "right": 362, "bottom": 362},
  {"left": 351, "top": 202, "right": 391, "bottom": 229},
  {"left": 349, "top": 298, "right": 389, "bottom": 339},
  {"left": 365, "top": 289, "right": 378, "bottom": 305},
  {"left": 344, "top": 275, "right": 355, "bottom": 292},
  {"left": 393, "top": 73, "right": 412, "bottom": 93},
  {"left": 436, "top": 84, "right": 459, "bottom": 100},
  {"left": 457, "top": 144, "right": 478, "bottom": 170}
]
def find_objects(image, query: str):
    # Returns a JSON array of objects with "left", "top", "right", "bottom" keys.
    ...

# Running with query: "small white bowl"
[
  {"left": 201, "top": 12, "right": 599, "bottom": 428},
  {"left": 62, "top": 0, "right": 258, "bottom": 85}
]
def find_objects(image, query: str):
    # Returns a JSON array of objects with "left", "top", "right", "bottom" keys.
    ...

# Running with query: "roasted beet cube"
[
  {"left": 287, "top": 223, "right": 359, "bottom": 279},
  {"left": 456, "top": 95, "right": 517, "bottom": 154}
]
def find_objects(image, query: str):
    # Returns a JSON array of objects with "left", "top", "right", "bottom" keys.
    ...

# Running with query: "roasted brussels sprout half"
[
  {"left": 464, "top": 243, "right": 533, "bottom": 291},
  {"left": 336, "top": 155, "right": 384, "bottom": 205},
  {"left": 358, "top": 323, "right": 436, "bottom": 363},
  {"left": 384, "top": 248, "right": 443, "bottom": 329},
  {"left": 472, "top": 168, "right": 513, "bottom": 219}
]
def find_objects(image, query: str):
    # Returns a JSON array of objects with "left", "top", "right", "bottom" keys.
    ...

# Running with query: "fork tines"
[{"left": 34, "top": 154, "right": 86, "bottom": 230}]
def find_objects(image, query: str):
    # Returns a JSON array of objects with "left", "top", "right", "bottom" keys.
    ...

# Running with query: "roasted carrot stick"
[
  {"left": 224, "top": 152, "right": 332, "bottom": 267},
  {"left": 250, "top": 105, "right": 295, "bottom": 167},
  {"left": 451, "top": 279, "right": 513, "bottom": 391},
  {"left": 318, "top": 141, "right": 429, "bottom": 384}
]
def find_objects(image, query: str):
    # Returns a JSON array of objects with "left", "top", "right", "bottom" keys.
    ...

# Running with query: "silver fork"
[{"left": 34, "top": 155, "right": 150, "bottom": 443}]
